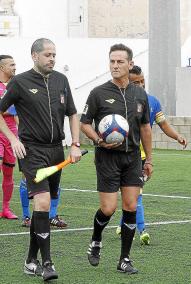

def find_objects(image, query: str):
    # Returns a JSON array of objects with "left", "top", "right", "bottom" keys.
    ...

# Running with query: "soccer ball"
[{"left": 98, "top": 114, "right": 129, "bottom": 144}]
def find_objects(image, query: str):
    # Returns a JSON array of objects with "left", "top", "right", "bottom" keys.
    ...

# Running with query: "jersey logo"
[
  {"left": 137, "top": 103, "right": 143, "bottom": 112},
  {"left": 105, "top": 99, "right": 115, "bottom": 104},
  {"left": 29, "top": 89, "right": 38, "bottom": 94}
]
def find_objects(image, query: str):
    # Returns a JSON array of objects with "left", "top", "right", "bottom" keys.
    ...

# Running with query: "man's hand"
[
  {"left": 11, "top": 138, "right": 26, "bottom": 159},
  {"left": 98, "top": 138, "right": 122, "bottom": 149},
  {"left": 177, "top": 135, "right": 187, "bottom": 149},
  {"left": 70, "top": 146, "right": 82, "bottom": 163},
  {"left": 143, "top": 161, "right": 153, "bottom": 181}
]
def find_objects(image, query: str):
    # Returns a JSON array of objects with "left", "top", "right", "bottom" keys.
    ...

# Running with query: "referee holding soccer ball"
[
  {"left": 80, "top": 43, "right": 153, "bottom": 274},
  {"left": 0, "top": 38, "right": 81, "bottom": 281}
]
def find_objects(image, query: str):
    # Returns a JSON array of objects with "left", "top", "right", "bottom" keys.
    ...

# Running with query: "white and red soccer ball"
[{"left": 98, "top": 114, "right": 129, "bottom": 144}]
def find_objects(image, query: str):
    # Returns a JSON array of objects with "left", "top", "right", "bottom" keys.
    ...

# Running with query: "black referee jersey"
[
  {"left": 80, "top": 80, "right": 150, "bottom": 152},
  {"left": 0, "top": 69, "right": 77, "bottom": 145}
]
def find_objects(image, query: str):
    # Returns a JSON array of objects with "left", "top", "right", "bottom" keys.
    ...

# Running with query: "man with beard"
[{"left": 0, "top": 38, "right": 81, "bottom": 281}]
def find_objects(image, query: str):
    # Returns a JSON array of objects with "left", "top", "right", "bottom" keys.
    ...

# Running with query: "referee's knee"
[
  {"left": 123, "top": 203, "right": 137, "bottom": 212},
  {"left": 33, "top": 192, "right": 50, "bottom": 211},
  {"left": 100, "top": 206, "right": 116, "bottom": 216}
]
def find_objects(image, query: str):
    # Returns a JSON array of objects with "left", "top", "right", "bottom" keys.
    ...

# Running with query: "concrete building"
[
  {"left": 0, "top": 0, "right": 191, "bottom": 148},
  {"left": 0, "top": 0, "right": 190, "bottom": 44}
]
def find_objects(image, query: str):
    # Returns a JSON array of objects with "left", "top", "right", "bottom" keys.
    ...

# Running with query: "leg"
[
  {"left": 137, "top": 188, "right": 150, "bottom": 245},
  {"left": 136, "top": 188, "right": 145, "bottom": 233},
  {"left": 33, "top": 192, "right": 51, "bottom": 264},
  {"left": 87, "top": 192, "right": 118, "bottom": 266},
  {"left": 0, "top": 141, "right": 4, "bottom": 213},
  {"left": 116, "top": 187, "right": 150, "bottom": 242},
  {"left": 26, "top": 192, "right": 51, "bottom": 263},
  {"left": 19, "top": 173, "right": 31, "bottom": 227},
  {"left": 49, "top": 188, "right": 67, "bottom": 228},
  {"left": 22, "top": 144, "right": 64, "bottom": 281},
  {"left": 93, "top": 192, "right": 118, "bottom": 241},
  {"left": 121, "top": 186, "right": 139, "bottom": 259},
  {"left": 25, "top": 192, "right": 58, "bottom": 280},
  {"left": 116, "top": 188, "right": 147, "bottom": 237},
  {"left": 49, "top": 188, "right": 60, "bottom": 219},
  {"left": 24, "top": 212, "right": 42, "bottom": 276},
  {"left": 116, "top": 216, "right": 123, "bottom": 235},
  {"left": 117, "top": 186, "right": 140, "bottom": 274},
  {"left": 89, "top": 148, "right": 120, "bottom": 266},
  {"left": 25, "top": 192, "right": 51, "bottom": 277},
  {"left": 0, "top": 164, "right": 18, "bottom": 219},
  {"left": 0, "top": 139, "right": 17, "bottom": 219},
  {"left": 0, "top": 158, "right": 2, "bottom": 209}
]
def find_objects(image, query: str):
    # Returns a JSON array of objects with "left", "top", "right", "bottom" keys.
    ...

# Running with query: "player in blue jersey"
[{"left": 116, "top": 65, "right": 187, "bottom": 244}]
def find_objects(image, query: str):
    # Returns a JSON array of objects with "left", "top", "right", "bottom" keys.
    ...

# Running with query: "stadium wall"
[
  {"left": 152, "top": 116, "right": 191, "bottom": 150},
  {"left": 9, "top": 0, "right": 191, "bottom": 43}
]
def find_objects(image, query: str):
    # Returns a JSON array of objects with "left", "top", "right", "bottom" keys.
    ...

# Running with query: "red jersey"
[{"left": 0, "top": 81, "right": 17, "bottom": 136}]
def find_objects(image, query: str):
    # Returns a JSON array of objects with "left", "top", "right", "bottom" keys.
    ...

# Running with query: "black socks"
[
  {"left": 120, "top": 210, "right": 136, "bottom": 260},
  {"left": 27, "top": 213, "right": 39, "bottom": 262},
  {"left": 92, "top": 209, "right": 112, "bottom": 242},
  {"left": 28, "top": 211, "right": 51, "bottom": 265}
]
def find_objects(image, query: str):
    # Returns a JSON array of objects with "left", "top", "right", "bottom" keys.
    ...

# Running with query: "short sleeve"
[
  {"left": 80, "top": 91, "right": 98, "bottom": 124},
  {"left": 64, "top": 77, "right": 77, "bottom": 116},
  {"left": 141, "top": 92, "right": 150, "bottom": 124},
  {"left": 0, "top": 77, "right": 20, "bottom": 113},
  {"left": 154, "top": 98, "right": 166, "bottom": 124}
]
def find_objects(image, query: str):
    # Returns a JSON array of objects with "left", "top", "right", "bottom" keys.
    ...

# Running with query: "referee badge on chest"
[
  {"left": 60, "top": 94, "right": 65, "bottom": 104},
  {"left": 137, "top": 103, "right": 143, "bottom": 113},
  {"left": 82, "top": 104, "right": 88, "bottom": 114}
]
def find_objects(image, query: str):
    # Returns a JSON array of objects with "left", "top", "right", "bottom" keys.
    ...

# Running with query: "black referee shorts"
[
  {"left": 17, "top": 158, "right": 22, "bottom": 172},
  {"left": 19, "top": 143, "right": 65, "bottom": 199},
  {"left": 142, "top": 159, "right": 146, "bottom": 168},
  {"left": 95, "top": 147, "right": 143, "bottom": 193}
]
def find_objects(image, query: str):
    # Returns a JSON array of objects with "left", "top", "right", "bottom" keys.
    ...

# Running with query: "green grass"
[{"left": 0, "top": 147, "right": 191, "bottom": 283}]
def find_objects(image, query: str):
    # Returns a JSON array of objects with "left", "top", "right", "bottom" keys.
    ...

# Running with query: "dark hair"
[
  {"left": 31, "top": 38, "right": 55, "bottom": 54},
  {"left": 129, "top": 65, "right": 142, "bottom": 75},
  {"left": 109, "top": 44, "right": 133, "bottom": 60},
  {"left": 0, "top": 55, "right": 13, "bottom": 62}
]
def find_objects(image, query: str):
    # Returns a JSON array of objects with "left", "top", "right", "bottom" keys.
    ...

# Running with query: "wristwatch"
[
  {"left": 71, "top": 142, "right": 81, "bottom": 147},
  {"left": 93, "top": 138, "right": 102, "bottom": 146}
]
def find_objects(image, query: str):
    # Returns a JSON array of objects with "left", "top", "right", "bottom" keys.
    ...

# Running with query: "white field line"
[
  {"left": 142, "top": 193, "right": 191, "bottom": 199},
  {"left": 9, "top": 186, "right": 191, "bottom": 203},
  {"left": 62, "top": 188, "right": 191, "bottom": 199},
  {"left": 0, "top": 219, "right": 191, "bottom": 237}
]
